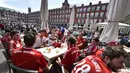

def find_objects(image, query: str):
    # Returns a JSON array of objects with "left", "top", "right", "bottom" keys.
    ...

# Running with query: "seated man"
[
  {"left": 1, "top": 29, "right": 11, "bottom": 49},
  {"left": 8, "top": 30, "right": 22, "bottom": 55},
  {"left": 34, "top": 29, "right": 48, "bottom": 48},
  {"left": 85, "top": 37, "right": 99, "bottom": 55},
  {"left": 11, "top": 32, "right": 50, "bottom": 73},
  {"left": 76, "top": 33, "right": 87, "bottom": 50},
  {"left": 72, "top": 46, "right": 130, "bottom": 73},
  {"left": 57, "top": 36, "right": 80, "bottom": 73}
]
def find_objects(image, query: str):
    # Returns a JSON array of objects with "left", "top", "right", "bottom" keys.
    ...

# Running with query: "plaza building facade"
[
  {"left": 0, "top": 7, "right": 27, "bottom": 25},
  {"left": 0, "top": 0, "right": 108, "bottom": 29},
  {"left": 49, "top": 0, "right": 108, "bottom": 28}
]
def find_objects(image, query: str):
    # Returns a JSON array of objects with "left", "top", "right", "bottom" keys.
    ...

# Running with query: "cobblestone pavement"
[
  {"left": 0, "top": 49, "right": 9, "bottom": 73},
  {"left": 0, "top": 40, "right": 10, "bottom": 73}
]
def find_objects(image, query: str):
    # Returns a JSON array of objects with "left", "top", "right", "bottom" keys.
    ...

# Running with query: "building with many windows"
[
  {"left": 49, "top": 0, "right": 108, "bottom": 28},
  {"left": 26, "top": 0, "right": 108, "bottom": 28},
  {"left": 0, "top": 7, "right": 27, "bottom": 25},
  {"left": 0, "top": 0, "right": 108, "bottom": 29}
]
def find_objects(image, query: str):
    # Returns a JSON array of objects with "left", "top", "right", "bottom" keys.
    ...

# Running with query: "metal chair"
[
  {"left": 2, "top": 49, "right": 12, "bottom": 73},
  {"left": 1, "top": 41, "right": 8, "bottom": 49},
  {"left": 2, "top": 49, "right": 11, "bottom": 60},
  {"left": 10, "top": 63, "right": 38, "bottom": 73}
]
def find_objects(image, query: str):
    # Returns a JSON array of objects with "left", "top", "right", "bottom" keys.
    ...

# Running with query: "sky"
[{"left": 0, "top": 0, "right": 110, "bottom": 13}]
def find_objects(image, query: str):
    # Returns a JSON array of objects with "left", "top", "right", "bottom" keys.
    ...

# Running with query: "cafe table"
[{"left": 36, "top": 46, "right": 68, "bottom": 65}]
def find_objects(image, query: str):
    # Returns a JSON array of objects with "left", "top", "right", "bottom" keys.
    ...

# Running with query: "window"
[
  {"left": 65, "top": 15, "right": 67, "bottom": 18},
  {"left": 79, "top": 14, "right": 82, "bottom": 18},
  {"left": 60, "top": 11, "right": 62, "bottom": 14},
  {"left": 62, "top": 19, "right": 64, "bottom": 22},
  {"left": 98, "top": 19, "right": 102, "bottom": 22},
  {"left": 90, "top": 13, "right": 94, "bottom": 17},
  {"left": 76, "top": 14, "right": 79, "bottom": 18},
  {"left": 59, "top": 15, "right": 61, "bottom": 18},
  {"left": 91, "top": 6, "right": 95, "bottom": 11},
  {"left": 83, "top": 13, "right": 86, "bottom": 18},
  {"left": 100, "top": 12, "right": 104, "bottom": 17},
  {"left": 69, "top": 10, "right": 71, "bottom": 13},
  {"left": 66, "top": 10, "right": 68, "bottom": 13},
  {"left": 102, "top": 5, "right": 106, "bottom": 10},
  {"left": 87, "top": 7, "right": 91, "bottom": 11},
  {"left": 57, "top": 11, "right": 59, "bottom": 14},
  {"left": 78, "top": 19, "right": 80, "bottom": 23},
  {"left": 96, "top": 6, "right": 100, "bottom": 10},
  {"left": 62, "top": 15, "right": 64, "bottom": 18},
  {"left": 82, "top": 19, "right": 84, "bottom": 23},
  {"left": 83, "top": 8, "right": 86, "bottom": 12},
  {"left": 65, "top": 19, "right": 67, "bottom": 22},
  {"left": 86, "top": 13, "right": 89, "bottom": 18},
  {"left": 68, "top": 15, "right": 70, "bottom": 18},
  {"left": 94, "top": 19, "right": 97, "bottom": 23},
  {"left": 95, "top": 12, "right": 99, "bottom": 17},
  {"left": 77, "top": 8, "right": 79, "bottom": 12},
  {"left": 80, "top": 8, "right": 82, "bottom": 12}
]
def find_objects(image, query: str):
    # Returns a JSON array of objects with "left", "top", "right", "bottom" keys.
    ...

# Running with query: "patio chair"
[
  {"left": 10, "top": 63, "right": 38, "bottom": 73},
  {"left": 2, "top": 49, "right": 11, "bottom": 60},
  {"left": 2, "top": 49, "right": 12, "bottom": 73}
]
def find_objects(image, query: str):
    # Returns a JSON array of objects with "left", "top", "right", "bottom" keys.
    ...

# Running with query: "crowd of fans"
[{"left": 0, "top": 26, "right": 130, "bottom": 73}]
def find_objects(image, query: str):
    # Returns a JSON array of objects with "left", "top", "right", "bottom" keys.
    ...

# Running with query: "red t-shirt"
[
  {"left": 71, "top": 55, "right": 111, "bottom": 73},
  {"left": 52, "top": 42, "right": 61, "bottom": 48},
  {"left": 8, "top": 40, "right": 22, "bottom": 53},
  {"left": 1, "top": 34, "right": 11, "bottom": 44},
  {"left": 61, "top": 46, "right": 80, "bottom": 72},
  {"left": 11, "top": 47, "right": 48, "bottom": 73},
  {"left": 76, "top": 37, "right": 87, "bottom": 49},
  {"left": 85, "top": 43, "right": 98, "bottom": 54},
  {"left": 94, "top": 49, "right": 104, "bottom": 58}
]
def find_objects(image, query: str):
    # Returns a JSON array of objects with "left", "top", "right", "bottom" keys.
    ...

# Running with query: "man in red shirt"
[
  {"left": 1, "top": 29, "right": 11, "bottom": 49},
  {"left": 72, "top": 46, "right": 129, "bottom": 73},
  {"left": 8, "top": 30, "right": 22, "bottom": 55},
  {"left": 57, "top": 36, "right": 80, "bottom": 73},
  {"left": 11, "top": 32, "right": 50, "bottom": 73},
  {"left": 76, "top": 33, "right": 87, "bottom": 50},
  {"left": 85, "top": 37, "right": 99, "bottom": 55}
]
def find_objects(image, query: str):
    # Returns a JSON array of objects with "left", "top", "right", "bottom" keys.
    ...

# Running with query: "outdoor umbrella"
[
  {"left": 96, "top": 22, "right": 130, "bottom": 28},
  {"left": 83, "top": 17, "right": 89, "bottom": 31},
  {"left": 40, "top": 0, "right": 48, "bottom": 30},
  {"left": 99, "top": 0, "right": 130, "bottom": 43},
  {"left": 68, "top": 6, "right": 75, "bottom": 30},
  {"left": 89, "top": 19, "right": 96, "bottom": 32}
]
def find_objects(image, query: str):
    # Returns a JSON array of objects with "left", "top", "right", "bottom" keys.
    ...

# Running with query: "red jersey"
[
  {"left": 71, "top": 56, "right": 111, "bottom": 73},
  {"left": 1, "top": 33, "right": 11, "bottom": 44},
  {"left": 94, "top": 49, "right": 104, "bottom": 58},
  {"left": 61, "top": 46, "right": 80, "bottom": 72},
  {"left": 52, "top": 42, "right": 61, "bottom": 48},
  {"left": 76, "top": 37, "right": 87, "bottom": 49},
  {"left": 85, "top": 43, "right": 98, "bottom": 55},
  {"left": 8, "top": 40, "right": 22, "bottom": 53},
  {"left": 11, "top": 47, "right": 48, "bottom": 73}
]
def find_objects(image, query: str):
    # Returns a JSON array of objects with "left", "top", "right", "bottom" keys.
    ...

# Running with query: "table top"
[{"left": 36, "top": 46, "right": 68, "bottom": 61}]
